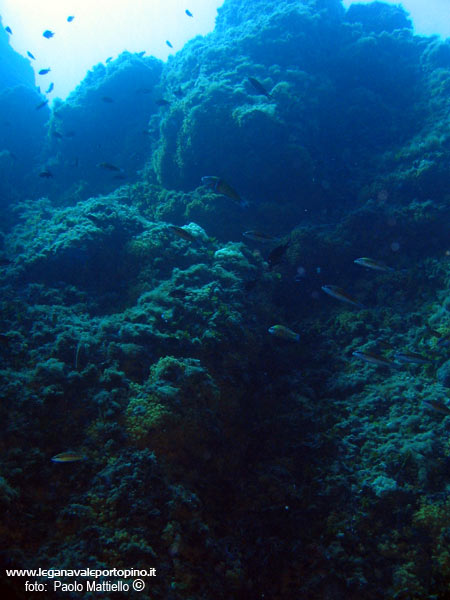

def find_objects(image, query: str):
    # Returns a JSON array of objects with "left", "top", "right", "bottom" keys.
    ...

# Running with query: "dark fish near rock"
[
  {"left": 425, "top": 325, "right": 442, "bottom": 338},
  {"left": 155, "top": 98, "right": 171, "bottom": 106},
  {"left": 201, "top": 176, "right": 247, "bottom": 207},
  {"left": 136, "top": 87, "right": 152, "bottom": 94},
  {"left": 168, "top": 225, "right": 197, "bottom": 243},
  {"left": 51, "top": 451, "right": 86, "bottom": 463},
  {"left": 248, "top": 76, "right": 271, "bottom": 98},
  {"left": 67, "top": 16, "right": 75, "bottom": 22},
  {"left": 267, "top": 240, "right": 290, "bottom": 269},
  {"left": 46, "top": 82, "right": 54, "bottom": 93},
  {"left": 27, "top": 51, "right": 35, "bottom": 60},
  {"left": 354, "top": 257, "right": 394, "bottom": 273},
  {"left": 38, "top": 68, "right": 51, "bottom": 75},
  {"left": 352, "top": 350, "right": 399, "bottom": 369},
  {"left": 86, "top": 214, "right": 103, "bottom": 226},
  {"left": 36, "top": 99, "right": 49, "bottom": 110},
  {"left": 394, "top": 351, "right": 435, "bottom": 365},
  {"left": 43, "top": 30, "right": 54, "bottom": 39},
  {"left": 101, "top": 96, "right": 114, "bottom": 103},
  {"left": 169, "top": 288, "right": 187, "bottom": 300},
  {"left": 97, "top": 162, "right": 121, "bottom": 172},
  {"left": 243, "top": 230, "right": 278, "bottom": 243},
  {"left": 185, "top": 9, "right": 193, "bottom": 17},
  {"left": 5, "top": 26, "right": 12, "bottom": 34},
  {"left": 321, "top": 285, "right": 365, "bottom": 309},
  {"left": 423, "top": 399, "right": 450, "bottom": 416},
  {"left": 166, "top": 40, "right": 173, "bottom": 48},
  {"left": 268, "top": 324, "right": 299, "bottom": 342},
  {"left": 39, "top": 169, "right": 53, "bottom": 178}
]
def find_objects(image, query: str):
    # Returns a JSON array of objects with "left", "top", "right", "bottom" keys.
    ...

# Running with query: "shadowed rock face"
[{"left": 147, "top": 0, "right": 445, "bottom": 220}]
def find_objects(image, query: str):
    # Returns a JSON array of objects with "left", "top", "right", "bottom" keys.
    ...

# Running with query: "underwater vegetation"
[{"left": 1, "top": 0, "right": 450, "bottom": 598}]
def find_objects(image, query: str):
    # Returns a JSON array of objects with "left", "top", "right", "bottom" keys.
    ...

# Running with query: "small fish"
[
  {"left": 267, "top": 240, "right": 290, "bottom": 269},
  {"left": 321, "top": 285, "right": 365, "bottom": 308},
  {"left": 5, "top": 26, "right": 12, "bottom": 34},
  {"left": 43, "top": 30, "right": 54, "bottom": 39},
  {"left": 185, "top": 9, "right": 193, "bottom": 17},
  {"left": 354, "top": 257, "right": 394, "bottom": 273},
  {"left": 35, "top": 99, "right": 49, "bottom": 110},
  {"left": 51, "top": 451, "right": 86, "bottom": 463},
  {"left": 51, "top": 131, "right": 63, "bottom": 140},
  {"left": 166, "top": 40, "right": 173, "bottom": 48},
  {"left": 352, "top": 351, "right": 399, "bottom": 369},
  {"left": 86, "top": 214, "right": 103, "bottom": 226},
  {"left": 46, "top": 82, "right": 54, "bottom": 94},
  {"left": 248, "top": 76, "right": 271, "bottom": 98},
  {"left": 0, "top": 333, "right": 11, "bottom": 344},
  {"left": 39, "top": 169, "right": 53, "bottom": 178},
  {"left": 27, "top": 51, "right": 36, "bottom": 60},
  {"left": 155, "top": 98, "right": 171, "bottom": 106},
  {"left": 268, "top": 324, "right": 300, "bottom": 342},
  {"left": 394, "top": 351, "right": 435, "bottom": 365},
  {"left": 422, "top": 399, "right": 450, "bottom": 416},
  {"left": 201, "top": 176, "right": 246, "bottom": 207},
  {"left": 168, "top": 225, "right": 197, "bottom": 243},
  {"left": 425, "top": 325, "right": 442, "bottom": 338},
  {"left": 173, "top": 87, "right": 184, "bottom": 98},
  {"left": 97, "top": 162, "right": 121, "bottom": 172},
  {"left": 38, "top": 68, "right": 51, "bottom": 75},
  {"left": 169, "top": 288, "right": 187, "bottom": 300},
  {"left": 243, "top": 230, "right": 278, "bottom": 243},
  {"left": 101, "top": 96, "right": 114, "bottom": 103},
  {"left": 136, "top": 87, "right": 152, "bottom": 94},
  {"left": 105, "top": 56, "right": 113, "bottom": 63},
  {"left": 67, "top": 16, "right": 75, "bottom": 22},
  {"left": 0, "top": 257, "right": 12, "bottom": 267}
]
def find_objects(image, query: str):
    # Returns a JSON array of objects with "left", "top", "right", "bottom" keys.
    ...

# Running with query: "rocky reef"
[{"left": 1, "top": 1, "right": 450, "bottom": 598}]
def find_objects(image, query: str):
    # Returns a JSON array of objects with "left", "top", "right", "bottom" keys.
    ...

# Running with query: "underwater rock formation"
[
  {"left": 41, "top": 52, "right": 163, "bottom": 203},
  {"left": 1, "top": 1, "right": 450, "bottom": 599},
  {"left": 147, "top": 0, "right": 450, "bottom": 226}
]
